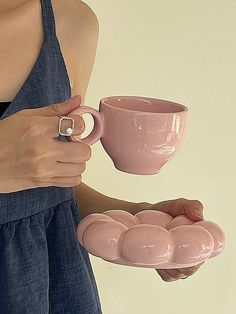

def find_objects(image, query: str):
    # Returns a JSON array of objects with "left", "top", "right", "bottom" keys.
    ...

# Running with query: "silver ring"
[{"left": 58, "top": 115, "right": 75, "bottom": 136}]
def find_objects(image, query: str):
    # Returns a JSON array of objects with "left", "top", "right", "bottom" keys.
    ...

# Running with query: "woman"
[
  {"left": 0, "top": 1, "right": 103, "bottom": 313},
  {"left": 0, "top": 0, "right": 205, "bottom": 313}
]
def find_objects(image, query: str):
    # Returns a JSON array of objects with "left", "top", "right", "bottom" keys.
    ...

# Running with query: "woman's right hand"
[{"left": 0, "top": 95, "right": 91, "bottom": 193}]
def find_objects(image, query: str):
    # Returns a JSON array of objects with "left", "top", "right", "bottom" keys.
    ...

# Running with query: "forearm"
[{"left": 74, "top": 182, "right": 136, "bottom": 219}]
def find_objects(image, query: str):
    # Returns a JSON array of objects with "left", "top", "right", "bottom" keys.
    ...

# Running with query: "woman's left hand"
[{"left": 130, "top": 197, "right": 206, "bottom": 282}]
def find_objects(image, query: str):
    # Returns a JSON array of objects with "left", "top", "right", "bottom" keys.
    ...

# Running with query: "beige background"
[{"left": 80, "top": 1, "right": 235, "bottom": 313}]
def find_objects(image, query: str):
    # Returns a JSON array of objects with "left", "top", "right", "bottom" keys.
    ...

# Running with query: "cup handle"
[{"left": 67, "top": 106, "right": 103, "bottom": 146}]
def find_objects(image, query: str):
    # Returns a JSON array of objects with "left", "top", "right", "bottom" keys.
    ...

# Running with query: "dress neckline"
[
  {"left": 8, "top": 38, "right": 47, "bottom": 106},
  {"left": 0, "top": 0, "right": 71, "bottom": 118}
]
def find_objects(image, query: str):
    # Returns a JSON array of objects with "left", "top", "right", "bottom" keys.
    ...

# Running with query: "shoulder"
[
  {"left": 53, "top": 0, "right": 99, "bottom": 103},
  {"left": 54, "top": 0, "right": 99, "bottom": 42}
]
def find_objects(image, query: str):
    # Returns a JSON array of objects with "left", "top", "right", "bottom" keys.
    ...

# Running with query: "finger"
[
  {"left": 173, "top": 198, "right": 204, "bottom": 221},
  {"left": 156, "top": 269, "right": 177, "bottom": 282},
  {"left": 37, "top": 95, "right": 82, "bottom": 117},
  {"left": 164, "top": 269, "right": 189, "bottom": 280},
  {"left": 158, "top": 198, "right": 204, "bottom": 221},
  {"left": 50, "top": 114, "right": 86, "bottom": 138},
  {"left": 51, "top": 162, "right": 86, "bottom": 178},
  {"left": 53, "top": 140, "right": 91, "bottom": 163},
  {"left": 184, "top": 199, "right": 204, "bottom": 221},
  {"left": 23, "top": 115, "right": 86, "bottom": 139},
  {"left": 40, "top": 175, "right": 82, "bottom": 188},
  {"left": 177, "top": 261, "right": 205, "bottom": 277}
]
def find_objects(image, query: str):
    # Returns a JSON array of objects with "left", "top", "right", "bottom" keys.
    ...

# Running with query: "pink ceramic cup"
[{"left": 68, "top": 96, "right": 188, "bottom": 175}]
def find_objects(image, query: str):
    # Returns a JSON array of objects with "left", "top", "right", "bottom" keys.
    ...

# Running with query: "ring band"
[{"left": 58, "top": 115, "right": 75, "bottom": 136}]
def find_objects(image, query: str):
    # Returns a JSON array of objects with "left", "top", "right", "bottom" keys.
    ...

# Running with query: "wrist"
[
  {"left": 105, "top": 196, "right": 136, "bottom": 213},
  {"left": 75, "top": 182, "right": 136, "bottom": 219}
]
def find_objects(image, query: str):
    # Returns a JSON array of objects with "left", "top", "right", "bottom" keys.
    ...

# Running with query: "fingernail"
[
  {"left": 181, "top": 276, "right": 189, "bottom": 280},
  {"left": 192, "top": 209, "right": 203, "bottom": 219}
]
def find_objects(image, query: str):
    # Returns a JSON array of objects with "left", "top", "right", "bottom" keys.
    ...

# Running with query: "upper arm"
[{"left": 62, "top": 1, "right": 100, "bottom": 105}]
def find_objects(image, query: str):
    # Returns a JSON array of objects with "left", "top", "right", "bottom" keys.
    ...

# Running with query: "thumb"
[
  {"left": 38, "top": 95, "right": 82, "bottom": 117},
  {"left": 188, "top": 207, "right": 204, "bottom": 222}
]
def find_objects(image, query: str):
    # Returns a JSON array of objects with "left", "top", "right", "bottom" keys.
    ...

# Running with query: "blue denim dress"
[{"left": 0, "top": 0, "right": 103, "bottom": 313}]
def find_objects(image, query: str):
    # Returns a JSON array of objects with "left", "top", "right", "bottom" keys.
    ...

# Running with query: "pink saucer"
[{"left": 77, "top": 210, "right": 225, "bottom": 269}]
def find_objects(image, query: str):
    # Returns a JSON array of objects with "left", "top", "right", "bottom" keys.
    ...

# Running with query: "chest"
[{"left": 0, "top": 1, "right": 83, "bottom": 102}]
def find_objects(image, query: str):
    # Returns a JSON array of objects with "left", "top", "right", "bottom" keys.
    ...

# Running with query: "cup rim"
[{"left": 100, "top": 95, "right": 188, "bottom": 114}]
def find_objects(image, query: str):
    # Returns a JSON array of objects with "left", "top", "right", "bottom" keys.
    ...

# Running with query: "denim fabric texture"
[{"left": 0, "top": 0, "right": 103, "bottom": 312}]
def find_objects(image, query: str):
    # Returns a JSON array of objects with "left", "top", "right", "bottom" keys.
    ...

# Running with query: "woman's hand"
[
  {"left": 0, "top": 95, "right": 90, "bottom": 193},
  {"left": 130, "top": 197, "right": 205, "bottom": 282}
]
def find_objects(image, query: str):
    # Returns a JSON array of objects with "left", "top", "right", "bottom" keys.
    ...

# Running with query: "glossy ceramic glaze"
[
  {"left": 68, "top": 96, "right": 188, "bottom": 175},
  {"left": 77, "top": 210, "right": 225, "bottom": 269}
]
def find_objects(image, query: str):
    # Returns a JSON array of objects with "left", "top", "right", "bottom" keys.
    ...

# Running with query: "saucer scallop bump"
[{"left": 77, "top": 210, "right": 225, "bottom": 269}]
